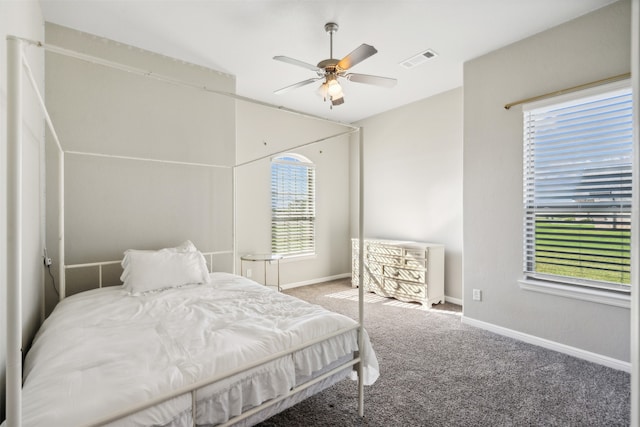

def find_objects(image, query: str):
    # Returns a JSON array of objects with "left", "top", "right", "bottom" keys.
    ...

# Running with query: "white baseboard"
[
  {"left": 445, "top": 296, "right": 463, "bottom": 306},
  {"left": 286, "top": 274, "right": 463, "bottom": 308},
  {"left": 461, "top": 316, "right": 631, "bottom": 373},
  {"left": 280, "top": 273, "right": 351, "bottom": 290}
]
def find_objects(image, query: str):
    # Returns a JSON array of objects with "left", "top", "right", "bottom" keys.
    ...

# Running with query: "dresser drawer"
[
  {"left": 366, "top": 253, "right": 401, "bottom": 266},
  {"left": 404, "top": 247, "right": 426, "bottom": 257},
  {"left": 383, "top": 265, "right": 424, "bottom": 283},
  {"left": 367, "top": 243, "right": 403, "bottom": 256},
  {"left": 367, "top": 262, "right": 383, "bottom": 276},
  {"left": 403, "top": 255, "right": 427, "bottom": 269},
  {"left": 385, "top": 278, "right": 426, "bottom": 298}
]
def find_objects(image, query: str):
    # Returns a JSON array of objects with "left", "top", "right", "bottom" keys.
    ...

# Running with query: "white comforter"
[{"left": 21, "top": 273, "right": 379, "bottom": 426}]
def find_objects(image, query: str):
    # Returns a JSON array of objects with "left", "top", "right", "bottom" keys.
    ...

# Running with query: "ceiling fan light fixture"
[
  {"left": 273, "top": 22, "right": 397, "bottom": 107},
  {"left": 331, "top": 93, "right": 344, "bottom": 106},
  {"left": 327, "top": 78, "right": 343, "bottom": 97},
  {"left": 318, "top": 82, "right": 329, "bottom": 101}
]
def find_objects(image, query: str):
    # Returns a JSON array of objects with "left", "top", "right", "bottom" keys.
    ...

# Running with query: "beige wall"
[
  {"left": 45, "top": 23, "right": 354, "bottom": 301},
  {"left": 235, "top": 100, "right": 353, "bottom": 286},
  {"left": 0, "top": 2, "right": 45, "bottom": 421},
  {"left": 463, "top": 0, "right": 631, "bottom": 362},
  {"left": 353, "top": 88, "right": 464, "bottom": 302},
  {"left": 44, "top": 24, "right": 236, "bottom": 309}
]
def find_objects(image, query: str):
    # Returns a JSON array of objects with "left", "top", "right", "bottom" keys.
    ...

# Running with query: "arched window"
[{"left": 271, "top": 154, "right": 316, "bottom": 256}]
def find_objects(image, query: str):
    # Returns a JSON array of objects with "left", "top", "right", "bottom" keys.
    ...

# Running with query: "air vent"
[{"left": 400, "top": 49, "right": 438, "bottom": 69}]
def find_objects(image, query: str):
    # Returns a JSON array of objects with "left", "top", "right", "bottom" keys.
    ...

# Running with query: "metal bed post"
[
  {"left": 357, "top": 126, "right": 365, "bottom": 417},
  {"left": 232, "top": 165, "right": 237, "bottom": 274},
  {"left": 6, "top": 35, "right": 24, "bottom": 427},
  {"left": 59, "top": 151, "right": 65, "bottom": 298}
]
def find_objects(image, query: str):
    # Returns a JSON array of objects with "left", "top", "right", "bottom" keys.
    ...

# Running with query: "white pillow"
[
  {"left": 171, "top": 240, "right": 198, "bottom": 253},
  {"left": 120, "top": 245, "right": 210, "bottom": 295},
  {"left": 120, "top": 240, "right": 197, "bottom": 270}
]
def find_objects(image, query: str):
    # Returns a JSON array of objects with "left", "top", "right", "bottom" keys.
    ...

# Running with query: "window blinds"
[
  {"left": 523, "top": 86, "right": 632, "bottom": 290},
  {"left": 271, "top": 156, "right": 316, "bottom": 256}
]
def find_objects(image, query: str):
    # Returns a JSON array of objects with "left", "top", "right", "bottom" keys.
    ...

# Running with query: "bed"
[
  {"left": 18, "top": 243, "right": 378, "bottom": 426},
  {"left": 5, "top": 35, "right": 370, "bottom": 427}
]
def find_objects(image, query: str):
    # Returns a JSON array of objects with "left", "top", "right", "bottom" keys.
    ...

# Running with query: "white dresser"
[{"left": 351, "top": 238, "right": 445, "bottom": 307}]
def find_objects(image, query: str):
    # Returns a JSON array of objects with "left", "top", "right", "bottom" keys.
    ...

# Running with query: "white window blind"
[
  {"left": 271, "top": 154, "right": 316, "bottom": 256},
  {"left": 523, "top": 83, "right": 632, "bottom": 291}
]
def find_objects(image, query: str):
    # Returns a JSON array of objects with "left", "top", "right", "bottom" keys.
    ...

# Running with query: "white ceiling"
[{"left": 40, "top": 0, "right": 617, "bottom": 124}]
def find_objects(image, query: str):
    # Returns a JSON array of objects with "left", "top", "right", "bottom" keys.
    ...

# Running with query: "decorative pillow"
[{"left": 120, "top": 242, "right": 210, "bottom": 295}]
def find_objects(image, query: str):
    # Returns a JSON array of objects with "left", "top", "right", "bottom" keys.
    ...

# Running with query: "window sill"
[
  {"left": 518, "top": 278, "right": 630, "bottom": 309},
  {"left": 279, "top": 253, "right": 317, "bottom": 264}
]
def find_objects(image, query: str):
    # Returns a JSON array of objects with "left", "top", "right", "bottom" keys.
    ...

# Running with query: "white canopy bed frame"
[{"left": 5, "top": 35, "right": 369, "bottom": 427}]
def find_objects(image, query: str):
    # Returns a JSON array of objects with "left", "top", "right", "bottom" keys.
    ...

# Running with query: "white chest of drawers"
[{"left": 351, "top": 239, "right": 445, "bottom": 307}]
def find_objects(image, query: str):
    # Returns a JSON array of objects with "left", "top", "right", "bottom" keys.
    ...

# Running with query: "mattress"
[{"left": 19, "top": 272, "right": 379, "bottom": 426}]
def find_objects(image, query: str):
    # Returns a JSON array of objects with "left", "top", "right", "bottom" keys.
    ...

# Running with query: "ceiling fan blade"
[
  {"left": 274, "top": 78, "right": 322, "bottom": 95},
  {"left": 336, "top": 44, "right": 378, "bottom": 71},
  {"left": 345, "top": 73, "right": 397, "bottom": 88},
  {"left": 273, "top": 56, "right": 323, "bottom": 73}
]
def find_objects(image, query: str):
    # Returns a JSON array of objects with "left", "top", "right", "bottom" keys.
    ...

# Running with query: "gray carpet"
[{"left": 257, "top": 279, "right": 630, "bottom": 427}]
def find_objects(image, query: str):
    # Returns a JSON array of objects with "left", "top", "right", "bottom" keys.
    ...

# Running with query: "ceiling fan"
[{"left": 273, "top": 22, "right": 397, "bottom": 107}]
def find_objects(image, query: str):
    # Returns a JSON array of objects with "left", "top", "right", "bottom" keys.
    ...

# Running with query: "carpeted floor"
[{"left": 256, "top": 279, "right": 630, "bottom": 427}]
